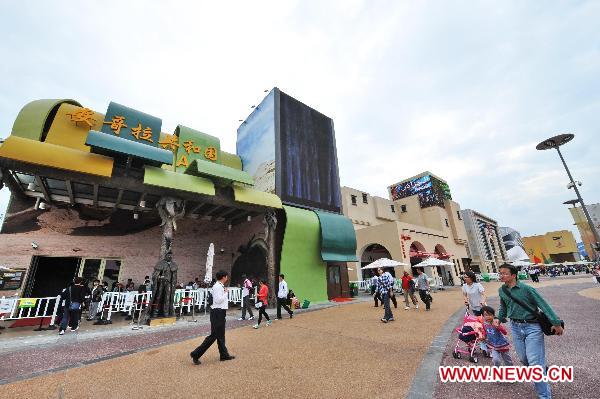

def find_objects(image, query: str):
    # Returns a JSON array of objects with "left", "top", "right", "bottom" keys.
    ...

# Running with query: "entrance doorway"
[
  {"left": 231, "top": 245, "right": 268, "bottom": 287},
  {"left": 77, "top": 258, "right": 123, "bottom": 290},
  {"left": 360, "top": 244, "right": 394, "bottom": 280},
  {"left": 327, "top": 263, "right": 349, "bottom": 299},
  {"left": 25, "top": 257, "right": 80, "bottom": 297}
]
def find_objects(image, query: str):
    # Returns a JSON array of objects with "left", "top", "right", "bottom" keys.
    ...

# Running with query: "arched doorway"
[
  {"left": 231, "top": 243, "right": 268, "bottom": 287},
  {"left": 360, "top": 243, "right": 394, "bottom": 279},
  {"left": 409, "top": 241, "right": 427, "bottom": 276}
]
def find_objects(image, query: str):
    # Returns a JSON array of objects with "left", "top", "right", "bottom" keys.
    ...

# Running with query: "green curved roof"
[
  {"left": 11, "top": 99, "right": 81, "bottom": 141},
  {"left": 313, "top": 210, "right": 358, "bottom": 262}
]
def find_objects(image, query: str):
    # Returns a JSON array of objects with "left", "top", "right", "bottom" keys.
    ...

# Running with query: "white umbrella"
[
  {"left": 204, "top": 243, "right": 214, "bottom": 283},
  {"left": 361, "top": 258, "right": 408, "bottom": 270},
  {"left": 510, "top": 260, "right": 532, "bottom": 267},
  {"left": 414, "top": 257, "right": 454, "bottom": 267}
]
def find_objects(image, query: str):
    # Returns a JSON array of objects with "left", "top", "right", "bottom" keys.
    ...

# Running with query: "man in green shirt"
[{"left": 493, "top": 263, "right": 563, "bottom": 399}]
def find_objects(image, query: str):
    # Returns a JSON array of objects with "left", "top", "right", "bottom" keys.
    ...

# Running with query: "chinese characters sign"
[
  {"left": 100, "top": 102, "right": 161, "bottom": 146},
  {"left": 173, "top": 125, "right": 221, "bottom": 172}
]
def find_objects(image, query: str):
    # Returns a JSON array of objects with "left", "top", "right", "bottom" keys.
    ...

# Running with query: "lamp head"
[{"left": 536, "top": 133, "right": 574, "bottom": 150}]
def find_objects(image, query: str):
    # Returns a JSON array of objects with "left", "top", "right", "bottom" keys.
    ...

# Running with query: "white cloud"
[{"left": 1, "top": 1, "right": 599, "bottom": 242}]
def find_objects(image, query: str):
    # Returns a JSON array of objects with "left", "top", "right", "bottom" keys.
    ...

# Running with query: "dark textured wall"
[
  {"left": 0, "top": 195, "right": 268, "bottom": 295},
  {"left": 278, "top": 91, "right": 342, "bottom": 213}
]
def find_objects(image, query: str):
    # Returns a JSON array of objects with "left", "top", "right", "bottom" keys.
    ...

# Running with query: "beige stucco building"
[{"left": 341, "top": 172, "right": 471, "bottom": 284}]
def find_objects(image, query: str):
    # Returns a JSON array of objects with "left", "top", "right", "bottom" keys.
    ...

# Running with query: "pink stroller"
[{"left": 452, "top": 308, "right": 486, "bottom": 363}]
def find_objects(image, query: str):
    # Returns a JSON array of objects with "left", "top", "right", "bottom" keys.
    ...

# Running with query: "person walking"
[
  {"left": 190, "top": 270, "right": 235, "bottom": 365},
  {"left": 462, "top": 271, "right": 488, "bottom": 354},
  {"left": 462, "top": 271, "right": 486, "bottom": 316},
  {"left": 370, "top": 274, "right": 381, "bottom": 307},
  {"left": 238, "top": 274, "right": 255, "bottom": 321},
  {"left": 376, "top": 267, "right": 394, "bottom": 322},
  {"left": 276, "top": 274, "right": 293, "bottom": 319},
  {"left": 416, "top": 268, "right": 431, "bottom": 311},
  {"left": 59, "top": 277, "right": 86, "bottom": 335},
  {"left": 401, "top": 271, "right": 419, "bottom": 310},
  {"left": 253, "top": 279, "right": 272, "bottom": 329},
  {"left": 86, "top": 279, "right": 104, "bottom": 321},
  {"left": 493, "top": 263, "right": 564, "bottom": 399}
]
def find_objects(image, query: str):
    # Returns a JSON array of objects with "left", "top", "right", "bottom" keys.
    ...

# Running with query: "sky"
[{"left": 1, "top": 1, "right": 599, "bottom": 240}]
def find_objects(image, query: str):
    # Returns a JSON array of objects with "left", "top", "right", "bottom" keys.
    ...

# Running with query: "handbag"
[
  {"left": 254, "top": 300, "right": 263, "bottom": 309},
  {"left": 501, "top": 286, "right": 564, "bottom": 336},
  {"left": 68, "top": 287, "right": 81, "bottom": 311}
]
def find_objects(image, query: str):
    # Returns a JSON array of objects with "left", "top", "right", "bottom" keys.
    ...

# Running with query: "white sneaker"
[
  {"left": 59, "top": 330, "right": 65, "bottom": 335},
  {"left": 249, "top": 316, "right": 255, "bottom": 320},
  {"left": 404, "top": 306, "right": 410, "bottom": 310},
  {"left": 237, "top": 317, "right": 245, "bottom": 321},
  {"left": 253, "top": 324, "right": 259, "bottom": 329},
  {"left": 415, "top": 304, "right": 419, "bottom": 309}
]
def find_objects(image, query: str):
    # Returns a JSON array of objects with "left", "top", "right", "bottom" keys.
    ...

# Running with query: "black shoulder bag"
[{"left": 501, "top": 286, "right": 564, "bottom": 336}]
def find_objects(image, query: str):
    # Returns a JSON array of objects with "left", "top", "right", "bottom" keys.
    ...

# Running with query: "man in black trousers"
[{"left": 190, "top": 270, "right": 235, "bottom": 365}]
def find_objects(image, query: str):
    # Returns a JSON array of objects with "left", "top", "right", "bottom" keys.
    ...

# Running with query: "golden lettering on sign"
[
  {"left": 67, "top": 108, "right": 97, "bottom": 128},
  {"left": 204, "top": 146, "right": 217, "bottom": 161},
  {"left": 130, "top": 123, "right": 154, "bottom": 143},
  {"left": 183, "top": 140, "right": 200, "bottom": 154},
  {"left": 158, "top": 135, "right": 180, "bottom": 151},
  {"left": 103, "top": 116, "right": 128, "bottom": 135},
  {"left": 176, "top": 154, "right": 189, "bottom": 168}
]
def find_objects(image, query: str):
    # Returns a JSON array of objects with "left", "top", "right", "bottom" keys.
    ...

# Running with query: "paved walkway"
[
  {"left": 1, "top": 286, "right": 469, "bottom": 399},
  {"left": 0, "top": 275, "right": 593, "bottom": 399},
  {"left": 433, "top": 279, "right": 599, "bottom": 399}
]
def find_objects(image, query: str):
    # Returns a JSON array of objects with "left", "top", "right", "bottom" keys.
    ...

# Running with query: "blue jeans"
[
  {"left": 382, "top": 292, "right": 393, "bottom": 320},
  {"left": 492, "top": 349, "right": 513, "bottom": 367},
  {"left": 511, "top": 322, "right": 551, "bottom": 399}
]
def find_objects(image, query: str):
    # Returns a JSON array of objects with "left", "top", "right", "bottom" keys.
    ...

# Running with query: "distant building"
[
  {"left": 522, "top": 230, "right": 580, "bottom": 264},
  {"left": 461, "top": 210, "right": 508, "bottom": 273},
  {"left": 568, "top": 203, "right": 600, "bottom": 260},
  {"left": 342, "top": 172, "right": 470, "bottom": 285},
  {"left": 499, "top": 227, "right": 530, "bottom": 262}
]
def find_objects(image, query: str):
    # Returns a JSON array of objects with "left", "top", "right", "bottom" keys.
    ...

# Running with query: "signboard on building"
[
  {"left": 0, "top": 270, "right": 25, "bottom": 290},
  {"left": 389, "top": 174, "right": 452, "bottom": 208}
]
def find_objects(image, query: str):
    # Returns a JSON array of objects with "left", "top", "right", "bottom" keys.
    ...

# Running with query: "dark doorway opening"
[
  {"left": 231, "top": 245, "right": 267, "bottom": 287},
  {"left": 360, "top": 243, "right": 394, "bottom": 279},
  {"left": 26, "top": 256, "right": 80, "bottom": 297},
  {"left": 327, "top": 263, "right": 350, "bottom": 299}
]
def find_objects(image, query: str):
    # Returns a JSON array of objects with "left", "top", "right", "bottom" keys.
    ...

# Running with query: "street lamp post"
[{"left": 537, "top": 134, "right": 600, "bottom": 260}]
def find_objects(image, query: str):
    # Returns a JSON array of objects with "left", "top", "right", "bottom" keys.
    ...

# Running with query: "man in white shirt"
[
  {"left": 276, "top": 274, "right": 293, "bottom": 320},
  {"left": 238, "top": 274, "right": 255, "bottom": 321},
  {"left": 190, "top": 270, "right": 235, "bottom": 365}
]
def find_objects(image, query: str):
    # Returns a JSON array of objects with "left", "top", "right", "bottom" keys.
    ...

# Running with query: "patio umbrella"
[
  {"left": 414, "top": 257, "right": 454, "bottom": 267},
  {"left": 361, "top": 258, "right": 408, "bottom": 270},
  {"left": 203, "top": 243, "right": 214, "bottom": 283},
  {"left": 510, "top": 260, "right": 532, "bottom": 267}
]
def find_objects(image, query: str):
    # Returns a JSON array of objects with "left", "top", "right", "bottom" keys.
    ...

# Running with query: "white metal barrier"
[
  {"left": 488, "top": 273, "right": 500, "bottom": 281},
  {"left": 0, "top": 296, "right": 61, "bottom": 326},
  {"left": 350, "top": 281, "right": 371, "bottom": 291},
  {"left": 227, "top": 287, "right": 242, "bottom": 304}
]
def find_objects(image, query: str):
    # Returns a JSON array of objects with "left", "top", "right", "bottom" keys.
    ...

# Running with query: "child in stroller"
[{"left": 452, "top": 306, "right": 486, "bottom": 363}]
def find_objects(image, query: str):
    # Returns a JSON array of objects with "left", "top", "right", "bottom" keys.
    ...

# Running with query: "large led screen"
[
  {"left": 277, "top": 91, "right": 342, "bottom": 213},
  {"left": 389, "top": 174, "right": 451, "bottom": 208},
  {"left": 236, "top": 90, "right": 276, "bottom": 193}
]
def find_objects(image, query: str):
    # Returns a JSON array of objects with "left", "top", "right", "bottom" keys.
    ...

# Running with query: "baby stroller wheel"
[
  {"left": 455, "top": 352, "right": 461, "bottom": 359},
  {"left": 452, "top": 351, "right": 458, "bottom": 359},
  {"left": 470, "top": 356, "right": 478, "bottom": 363}
]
